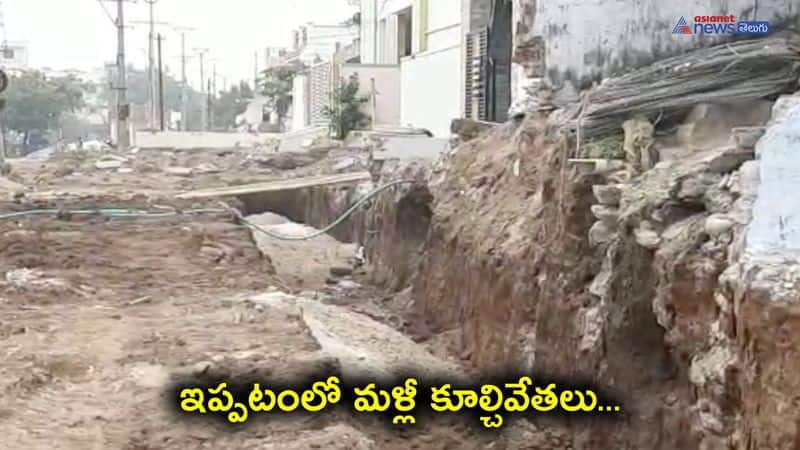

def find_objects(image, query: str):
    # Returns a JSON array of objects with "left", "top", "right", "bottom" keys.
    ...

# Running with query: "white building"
[
  {"left": 294, "top": 23, "right": 360, "bottom": 64},
  {"left": 0, "top": 41, "right": 29, "bottom": 70},
  {"left": 358, "top": 0, "right": 463, "bottom": 137}
]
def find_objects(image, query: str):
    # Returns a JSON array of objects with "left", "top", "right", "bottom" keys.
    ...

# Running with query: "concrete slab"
[
  {"left": 175, "top": 172, "right": 372, "bottom": 199},
  {"left": 372, "top": 136, "right": 450, "bottom": 162}
]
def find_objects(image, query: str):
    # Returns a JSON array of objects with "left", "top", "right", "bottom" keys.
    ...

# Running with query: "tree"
[
  {"left": 212, "top": 81, "right": 254, "bottom": 130},
  {"left": 101, "top": 65, "right": 203, "bottom": 129},
  {"left": 3, "top": 70, "right": 86, "bottom": 151},
  {"left": 323, "top": 75, "right": 370, "bottom": 140},
  {"left": 260, "top": 62, "right": 302, "bottom": 131}
]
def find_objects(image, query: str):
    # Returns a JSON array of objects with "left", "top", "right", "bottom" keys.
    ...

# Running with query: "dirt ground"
[{"left": 0, "top": 150, "right": 533, "bottom": 450}]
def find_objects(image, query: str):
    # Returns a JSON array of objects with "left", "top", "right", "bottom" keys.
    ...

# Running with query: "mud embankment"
[{"left": 360, "top": 109, "right": 789, "bottom": 448}]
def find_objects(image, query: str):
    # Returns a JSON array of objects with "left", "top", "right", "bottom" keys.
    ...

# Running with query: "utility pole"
[
  {"left": 254, "top": 51, "right": 259, "bottom": 91},
  {"left": 133, "top": 22, "right": 195, "bottom": 131},
  {"left": 207, "top": 78, "right": 213, "bottom": 131},
  {"left": 213, "top": 62, "right": 217, "bottom": 96},
  {"left": 115, "top": 0, "right": 130, "bottom": 150},
  {"left": 210, "top": 62, "right": 217, "bottom": 130},
  {"left": 157, "top": 33, "right": 165, "bottom": 131},
  {"left": 169, "top": 25, "right": 195, "bottom": 131},
  {"left": 144, "top": 0, "right": 159, "bottom": 130},
  {"left": 179, "top": 31, "right": 189, "bottom": 130},
  {"left": 193, "top": 48, "right": 209, "bottom": 131}
]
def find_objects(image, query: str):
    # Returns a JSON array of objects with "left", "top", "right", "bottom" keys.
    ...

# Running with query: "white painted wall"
[
  {"left": 428, "top": 0, "right": 462, "bottom": 31},
  {"left": 291, "top": 73, "right": 309, "bottom": 132},
  {"left": 747, "top": 99, "right": 800, "bottom": 255},
  {"left": 360, "top": 0, "right": 378, "bottom": 64},
  {"left": 398, "top": 0, "right": 463, "bottom": 136},
  {"left": 379, "top": 0, "right": 412, "bottom": 19},
  {"left": 342, "top": 64, "right": 402, "bottom": 126},
  {"left": 401, "top": 46, "right": 462, "bottom": 136},
  {"left": 523, "top": 0, "right": 798, "bottom": 91},
  {"left": 298, "top": 24, "right": 360, "bottom": 63}
]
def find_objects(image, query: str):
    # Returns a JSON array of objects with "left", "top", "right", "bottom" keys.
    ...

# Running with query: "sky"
[{"left": 4, "top": 0, "right": 358, "bottom": 90}]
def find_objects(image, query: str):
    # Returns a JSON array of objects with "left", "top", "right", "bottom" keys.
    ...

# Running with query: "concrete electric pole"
[
  {"left": 193, "top": 48, "right": 209, "bottom": 131},
  {"left": 174, "top": 27, "right": 197, "bottom": 130},
  {"left": 115, "top": 0, "right": 130, "bottom": 150},
  {"left": 157, "top": 33, "right": 165, "bottom": 131},
  {"left": 144, "top": 0, "right": 159, "bottom": 130}
]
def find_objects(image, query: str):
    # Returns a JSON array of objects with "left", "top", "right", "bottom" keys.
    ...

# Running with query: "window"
[
  {"left": 397, "top": 8, "right": 413, "bottom": 58},
  {"left": 2, "top": 48, "right": 14, "bottom": 59}
]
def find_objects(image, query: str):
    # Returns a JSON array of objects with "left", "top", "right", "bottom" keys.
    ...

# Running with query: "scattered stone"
[
  {"left": 117, "top": 168, "right": 134, "bottom": 174},
  {"left": 622, "top": 115, "right": 656, "bottom": 172},
  {"left": 589, "top": 221, "right": 614, "bottom": 247},
  {"left": 173, "top": 361, "right": 213, "bottom": 378},
  {"left": 94, "top": 160, "right": 123, "bottom": 170},
  {"left": 635, "top": 228, "right": 662, "bottom": 249},
  {"left": 450, "top": 118, "right": 498, "bottom": 142},
  {"left": 5, "top": 269, "right": 68, "bottom": 291},
  {"left": 590, "top": 205, "right": 620, "bottom": 228},
  {"left": 194, "top": 163, "right": 221, "bottom": 174},
  {"left": 164, "top": 167, "right": 194, "bottom": 177},
  {"left": 593, "top": 184, "right": 622, "bottom": 206},
  {"left": 329, "top": 266, "right": 354, "bottom": 277},
  {"left": 256, "top": 152, "right": 318, "bottom": 170},
  {"left": 336, "top": 280, "right": 361, "bottom": 290},
  {"left": 705, "top": 214, "right": 735, "bottom": 237},
  {"left": 513, "top": 159, "right": 521, "bottom": 177},
  {"left": 732, "top": 126, "right": 766, "bottom": 149},
  {"left": 129, "top": 363, "right": 170, "bottom": 388},
  {"left": 706, "top": 145, "right": 755, "bottom": 174},
  {"left": 332, "top": 157, "right": 357, "bottom": 173}
]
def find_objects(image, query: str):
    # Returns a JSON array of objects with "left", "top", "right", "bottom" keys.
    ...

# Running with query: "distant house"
[{"left": 0, "top": 41, "right": 29, "bottom": 70}]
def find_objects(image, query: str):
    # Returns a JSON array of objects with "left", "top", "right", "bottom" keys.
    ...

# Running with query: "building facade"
[{"left": 358, "top": 0, "right": 464, "bottom": 137}]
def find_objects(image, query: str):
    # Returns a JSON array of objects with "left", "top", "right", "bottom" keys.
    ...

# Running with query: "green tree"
[
  {"left": 213, "top": 81, "right": 254, "bottom": 130},
  {"left": 260, "top": 62, "right": 302, "bottom": 131},
  {"left": 101, "top": 65, "right": 203, "bottom": 129},
  {"left": 102, "top": 65, "right": 189, "bottom": 112},
  {"left": 3, "top": 70, "right": 86, "bottom": 150},
  {"left": 323, "top": 76, "right": 370, "bottom": 140}
]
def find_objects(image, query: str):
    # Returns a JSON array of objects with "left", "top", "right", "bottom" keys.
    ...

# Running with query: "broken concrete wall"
[
  {"left": 133, "top": 131, "right": 279, "bottom": 150},
  {"left": 514, "top": 0, "right": 799, "bottom": 101},
  {"left": 360, "top": 90, "right": 800, "bottom": 447}
]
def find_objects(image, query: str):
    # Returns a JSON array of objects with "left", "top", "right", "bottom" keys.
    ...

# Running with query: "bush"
[{"left": 323, "top": 76, "right": 370, "bottom": 140}]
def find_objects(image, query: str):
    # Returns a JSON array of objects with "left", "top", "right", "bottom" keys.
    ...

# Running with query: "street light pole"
[{"left": 144, "top": 0, "right": 159, "bottom": 129}]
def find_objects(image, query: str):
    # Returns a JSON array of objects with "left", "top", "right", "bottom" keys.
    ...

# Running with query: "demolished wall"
[{"left": 359, "top": 90, "right": 800, "bottom": 447}]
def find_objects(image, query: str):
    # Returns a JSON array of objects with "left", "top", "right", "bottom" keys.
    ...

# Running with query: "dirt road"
[{"left": 0, "top": 150, "right": 537, "bottom": 449}]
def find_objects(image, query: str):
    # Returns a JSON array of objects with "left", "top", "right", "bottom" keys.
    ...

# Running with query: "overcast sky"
[{"left": 5, "top": 0, "right": 357, "bottom": 89}]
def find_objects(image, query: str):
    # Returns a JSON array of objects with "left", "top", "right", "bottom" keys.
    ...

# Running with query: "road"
[{"left": 0, "top": 147, "right": 533, "bottom": 449}]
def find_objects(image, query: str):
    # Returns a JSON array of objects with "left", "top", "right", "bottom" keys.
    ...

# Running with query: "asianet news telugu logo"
[{"left": 672, "top": 15, "right": 771, "bottom": 35}]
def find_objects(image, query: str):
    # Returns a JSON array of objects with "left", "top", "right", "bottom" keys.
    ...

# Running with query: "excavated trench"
[{"left": 251, "top": 96, "right": 800, "bottom": 450}]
